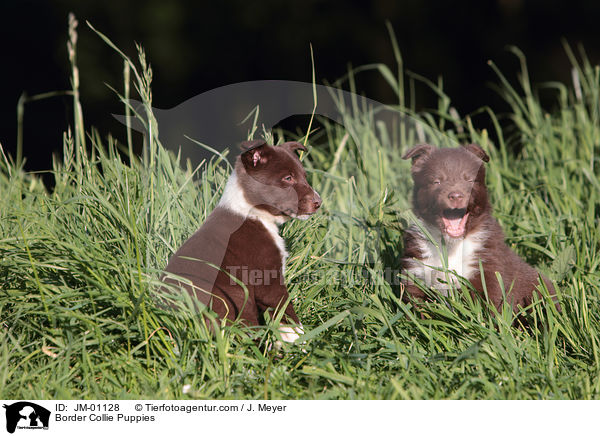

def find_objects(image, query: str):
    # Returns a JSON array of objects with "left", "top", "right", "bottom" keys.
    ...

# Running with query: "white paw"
[{"left": 278, "top": 325, "right": 304, "bottom": 343}]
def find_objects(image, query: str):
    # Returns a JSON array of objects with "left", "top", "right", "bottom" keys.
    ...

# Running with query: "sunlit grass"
[{"left": 1, "top": 22, "right": 599, "bottom": 399}]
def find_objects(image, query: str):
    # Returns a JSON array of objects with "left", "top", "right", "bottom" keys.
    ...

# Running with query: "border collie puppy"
[
  {"left": 401, "top": 143, "right": 557, "bottom": 312},
  {"left": 163, "top": 140, "right": 321, "bottom": 342}
]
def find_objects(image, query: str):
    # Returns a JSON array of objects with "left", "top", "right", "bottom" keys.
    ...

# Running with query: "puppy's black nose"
[{"left": 448, "top": 191, "right": 464, "bottom": 201}]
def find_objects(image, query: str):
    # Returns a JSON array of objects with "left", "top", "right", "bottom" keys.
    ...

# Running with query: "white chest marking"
[
  {"left": 218, "top": 172, "right": 288, "bottom": 270},
  {"left": 260, "top": 218, "right": 289, "bottom": 271},
  {"left": 405, "top": 222, "right": 487, "bottom": 295}
]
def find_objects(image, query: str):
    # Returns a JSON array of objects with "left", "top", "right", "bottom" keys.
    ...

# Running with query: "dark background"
[{"left": 1, "top": 0, "right": 598, "bottom": 173}]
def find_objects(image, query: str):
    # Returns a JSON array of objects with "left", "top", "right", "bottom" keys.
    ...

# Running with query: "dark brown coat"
[
  {"left": 401, "top": 143, "right": 557, "bottom": 312},
  {"left": 162, "top": 141, "right": 321, "bottom": 328},
  {"left": 163, "top": 206, "right": 298, "bottom": 325}
]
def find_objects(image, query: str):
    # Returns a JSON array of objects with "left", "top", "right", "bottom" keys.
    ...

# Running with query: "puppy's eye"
[
  {"left": 282, "top": 175, "right": 294, "bottom": 183},
  {"left": 432, "top": 179, "right": 441, "bottom": 185}
]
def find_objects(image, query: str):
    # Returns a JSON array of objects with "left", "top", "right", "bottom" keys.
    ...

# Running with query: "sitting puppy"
[
  {"left": 163, "top": 140, "right": 321, "bottom": 342},
  {"left": 401, "top": 143, "right": 557, "bottom": 312}
]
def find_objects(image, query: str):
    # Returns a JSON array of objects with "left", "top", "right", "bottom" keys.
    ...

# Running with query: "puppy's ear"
[
  {"left": 281, "top": 141, "right": 307, "bottom": 156},
  {"left": 241, "top": 141, "right": 270, "bottom": 168},
  {"left": 463, "top": 143, "right": 490, "bottom": 162},
  {"left": 402, "top": 144, "right": 435, "bottom": 171}
]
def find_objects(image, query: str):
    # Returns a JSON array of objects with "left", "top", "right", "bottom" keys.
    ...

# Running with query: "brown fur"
[
  {"left": 162, "top": 141, "right": 321, "bottom": 327},
  {"left": 401, "top": 143, "right": 558, "bottom": 312}
]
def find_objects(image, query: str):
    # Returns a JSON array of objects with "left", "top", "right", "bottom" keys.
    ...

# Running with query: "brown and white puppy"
[
  {"left": 401, "top": 143, "right": 557, "bottom": 313},
  {"left": 162, "top": 140, "right": 321, "bottom": 342}
]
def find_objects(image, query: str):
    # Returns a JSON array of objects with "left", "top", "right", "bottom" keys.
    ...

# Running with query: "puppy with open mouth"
[
  {"left": 401, "top": 143, "right": 558, "bottom": 313},
  {"left": 162, "top": 140, "right": 321, "bottom": 342}
]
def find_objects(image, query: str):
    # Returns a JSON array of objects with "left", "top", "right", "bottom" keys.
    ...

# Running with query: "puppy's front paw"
[
  {"left": 267, "top": 324, "right": 306, "bottom": 353},
  {"left": 278, "top": 325, "right": 304, "bottom": 343}
]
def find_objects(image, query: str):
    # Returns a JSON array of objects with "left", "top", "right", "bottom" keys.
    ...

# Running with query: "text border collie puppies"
[
  {"left": 401, "top": 143, "right": 557, "bottom": 313},
  {"left": 163, "top": 140, "right": 321, "bottom": 342}
]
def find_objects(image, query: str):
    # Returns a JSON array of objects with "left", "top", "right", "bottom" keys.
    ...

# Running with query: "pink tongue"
[{"left": 442, "top": 213, "right": 469, "bottom": 238}]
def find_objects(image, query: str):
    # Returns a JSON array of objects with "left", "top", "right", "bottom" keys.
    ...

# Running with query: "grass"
[{"left": 1, "top": 21, "right": 600, "bottom": 399}]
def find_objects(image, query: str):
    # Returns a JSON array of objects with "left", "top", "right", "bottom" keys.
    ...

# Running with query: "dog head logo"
[{"left": 3, "top": 402, "right": 50, "bottom": 434}]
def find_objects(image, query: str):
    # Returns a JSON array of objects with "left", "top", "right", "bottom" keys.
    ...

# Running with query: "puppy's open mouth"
[{"left": 442, "top": 208, "right": 469, "bottom": 238}]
